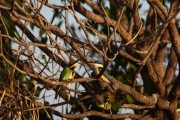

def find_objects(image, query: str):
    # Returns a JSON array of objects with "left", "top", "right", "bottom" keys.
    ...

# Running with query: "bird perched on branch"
[
  {"left": 93, "top": 60, "right": 111, "bottom": 83},
  {"left": 96, "top": 92, "right": 115, "bottom": 111},
  {"left": 55, "top": 60, "right": 78, "bottom": 100}
]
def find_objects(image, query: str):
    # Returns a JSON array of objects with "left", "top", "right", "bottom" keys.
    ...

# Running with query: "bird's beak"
[{"left": 70, "top": 59, "right": 79, "bottom": 68}]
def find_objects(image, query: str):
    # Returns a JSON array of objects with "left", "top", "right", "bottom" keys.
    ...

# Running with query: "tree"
[{"left": 0, "top": 0, "right": 179, "bottom": 119}]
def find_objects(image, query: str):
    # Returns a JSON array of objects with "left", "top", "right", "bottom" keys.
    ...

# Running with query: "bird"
[
  {"left": 96, "top": 92, "right": 114, "bottom": 110},
  {"left": 55, "top": 60, "right": 78, "bottom": 99},
  {"left": 93, "top": 60, "right": 111, "bottom": 83}
]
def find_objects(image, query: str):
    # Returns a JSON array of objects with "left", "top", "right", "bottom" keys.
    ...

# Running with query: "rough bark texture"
[{"left": 0, "top": 0, "right": 179, "bottom": 119}]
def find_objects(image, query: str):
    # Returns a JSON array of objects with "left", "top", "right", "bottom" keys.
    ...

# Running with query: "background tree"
[{"left": 0, "top": 0, "right": 179, "bottom": 119}]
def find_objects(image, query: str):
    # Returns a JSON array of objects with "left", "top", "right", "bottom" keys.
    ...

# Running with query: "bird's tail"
[{"left": 54, "top": 86, "right": 62, "bottom": 99}]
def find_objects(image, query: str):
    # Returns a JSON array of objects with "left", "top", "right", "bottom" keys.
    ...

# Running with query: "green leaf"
[
  {"left": 111, "top": 98, "right": 126, "bottom": 111},
  {"left": 104, "top": 7, "right": 110, "bottom": 16},
  {"left": 41, "top": 37, "right": 48, "bottom": 44},
  {"left": 18, "top": 74, "right": 26, "bottom": 82},
  {"left": 41, "top": 55, "right": 50, "bottom": 71},
  {"left": 2, "top": 16, "right": 20, "bottom": 39},
  {"left": 39, "top": 29, "right": 46, "bottom": 36},
  {"left": 126, "top": 94, "right": 135, "bottom": 104},
  {"left": 128, "top": 62, "right": 137, "bottom": 71},
  {"left": 42, "top": 55, "right": 48, "bottom": 63}
]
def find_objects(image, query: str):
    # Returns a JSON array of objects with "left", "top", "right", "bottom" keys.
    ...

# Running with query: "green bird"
[
  {"left": 55, "top": 60, "right": 78, "bottom": 99},
  {"left": 93, "top": 60, "right": 111, "bottom": 83}
]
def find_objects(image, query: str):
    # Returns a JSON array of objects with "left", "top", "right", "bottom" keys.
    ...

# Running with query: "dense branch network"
[{"left": 0, "top": 0, "right": 179, "bottom": 119}]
